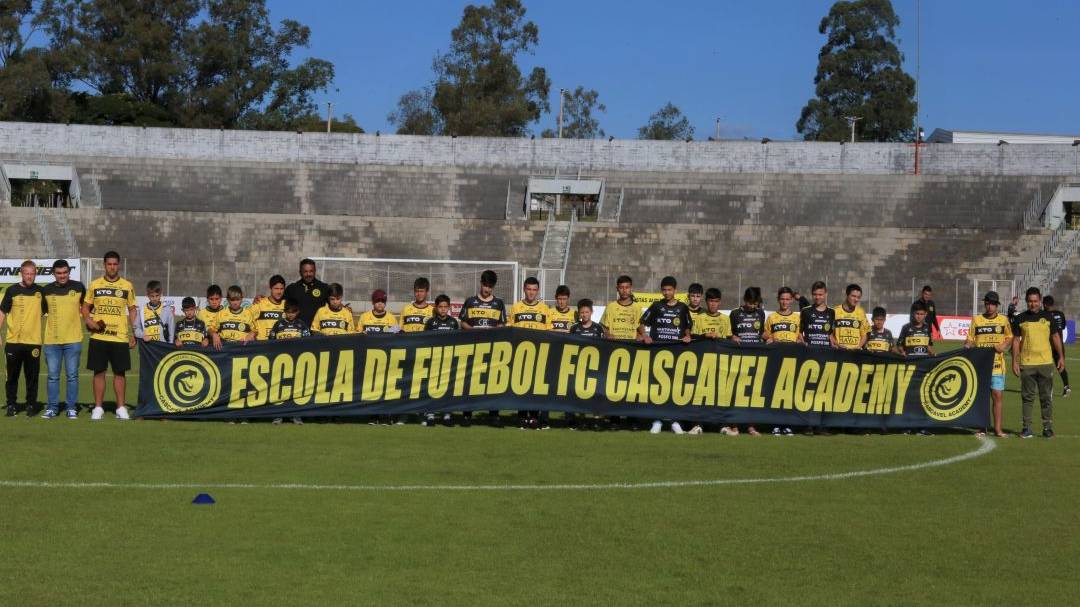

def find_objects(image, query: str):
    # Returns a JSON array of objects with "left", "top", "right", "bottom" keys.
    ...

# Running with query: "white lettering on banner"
[{"left": 0, "top": 259, "right": 81, "bottom": 284}]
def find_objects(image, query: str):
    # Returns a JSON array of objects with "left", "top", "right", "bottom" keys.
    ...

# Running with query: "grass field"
[{"left": 2, "top": 341, "right": 1079, "bottom": 606}]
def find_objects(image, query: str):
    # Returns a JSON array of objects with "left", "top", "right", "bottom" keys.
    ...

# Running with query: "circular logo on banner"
[
  {"left": 153, "top": 351, "right": 222, "bottom": 413},
  {"left": 919, "top": 358, "right": 977, "bottom": 421}
]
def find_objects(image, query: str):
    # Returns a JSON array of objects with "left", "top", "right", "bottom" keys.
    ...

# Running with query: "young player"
[
  {"left": 965, "top": 292, "right": 1012, "bottom": 437},
  {"left": 601, "top": 275, "right": 641, "bottom": 342},
  {"left": 726, "top": 287, "right": 766, "bottom": 436},
  {"left": 134, "top": 280, "right": 174, "bottom": 344},
  {"left": 359, "top": 289, "right": 399, "bottom": 334},
  {"left": 687, "top": 283, "right": 705, "bottom": 331},
  {"left": 213, "top": 285, "right": 256, "bottom": 347},
  {"left": 251, "top": 275, "right": 286, "bottom": 341},
  {"left": 693, "top": 288, "right": 732, "bottom": 339},
  {"left": 312, "top": 283, "right": 355, "bottom": 335},
  {"left": 639, "top": 276, "right": 693, "bottom": 434},
  {"left": 568, "top": 298, "right": 608, "bottom": 430},
  {"left": 174, "top": 297, "right": 209, "bottom": 348},
  {"left": 509, "top": 277, "right": 552, "bottom": 429},
  {"left": 422, "top": 294, "right": 458, "bottom": 427},
  {"left": 399, "top": 277, "right": 433, "bottom": 333},
  {"left": 864, "top": 307, "right": 896, "bottom": 353},
  {"left": 81, "top": 251, "right": 138, "bottom": 421},
  {"left": 801, "top": 281, "right": 836, "bottom": 349},
  {"left": 765, "top": 287, "right": 799, "bottom": 436},
  {"left": 548, "top": 285, "right": 575, "bottom": 333},
  {"left": 1042, "top": 295, "right": 1071, "bottom": 397},
  {"left": 199, "top": 284, "right": 225, "bottom": 346},
  {"left": 834, "top": 284, "right": 869, "bottom": 350},
  {"left": 269, "top": 298, "right": 310, "bottom": 425},
  {"left": 459, "top": 270, "right": 507, "bottom": 426},
  {"left": 899, "top": 301, "right": 935, "bottom": 436}
]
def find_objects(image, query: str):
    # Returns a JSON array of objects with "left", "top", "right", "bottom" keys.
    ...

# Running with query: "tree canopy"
[{"left": 638, "top": 102, "right": 694, "bottom": 141}]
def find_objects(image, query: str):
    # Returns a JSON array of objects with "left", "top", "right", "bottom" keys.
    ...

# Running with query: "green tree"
[
  {"left": 637, "top": 102, "right": 694, "bottom": 140},
  {"left": 0, "top": 0, "right": 70, "bottom": 121},
  {"left": 411, "top": 0, "right": 549, "bottom": 137},
  {"left": 388, "top": 88, "right": 441, "bottom": 135},
  {"left": 796, "top": 0, "right": 916, "bottom": 142},
  {"left": 541, "top": 86, "right": 606, "bottom": 139}
]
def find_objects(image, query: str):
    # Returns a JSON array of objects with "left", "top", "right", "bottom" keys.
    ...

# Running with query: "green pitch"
[{"left": 1, "top": 342, "right": 1078, "bottom": 606}]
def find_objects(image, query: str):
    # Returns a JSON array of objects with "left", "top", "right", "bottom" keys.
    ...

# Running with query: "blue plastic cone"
[{"left": 192, "top": 493, "right": 216, "bottom": 505}]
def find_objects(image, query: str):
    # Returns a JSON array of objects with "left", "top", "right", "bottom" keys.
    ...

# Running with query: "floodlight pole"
[
  {"left": 844, "top": 116, "right": 861, "bottom": 142},
  {"left": 326, "top": 102, "right": 333, "bottom": 133},
  {"left": 557, "top": 88, "right": 566, "bottom": 139},
  {"left": 715, "top": 117, "right": 721, "bottom": 140}
]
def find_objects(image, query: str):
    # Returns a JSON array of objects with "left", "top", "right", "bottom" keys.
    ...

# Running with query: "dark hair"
[
  {"left": 845, "top": 284, "right": 862, "bottom": 295},
  {"left": 660, "top": 276, "right": 677, "bottom": 289},
  {"left": 616, "top": 275, "right": 633, "bottom": 286},
  {"left": 181, "top": 296, "right": 197, "bottom": 309},
  {"left": 299, "top": 258, "right": 316, "bottom": 269},
  {"left": 811, "top": 281, "right": 827, "bottom": 292},
  {"left": 688, "top": 283, "right": 703, "bottom": 295},
  {"left": 1043, "top": 295, "right": 1055, "bottom": 306},
  {"left": 226, "top": 285, "right": 243, "bottom": 299},
  {"left": 524, "top": 276, "right": 540, "bottom": 287},
  {"left": 577, "top": 298, "right": 593, "bottom": 310},
  {"left": 921, "top": 285, "right": 933, "bottom": 293},
  {"left": 434, "top": 294, "right": 450, "bottom": 306},
  {"left": 269, "top": 274, "right": 286, "bottom": 288},
  {"left": 52, "top": 259, "right": 70, "bottom": 270},
  {"left": 146, "top": 280, "right": 162, "bottom": 294},
  {"left": 480, "top": 270, "right": 498, "bottom": 287},
  {"left": 555, "top": 284, "right": 570, "bottom": 297},
  {"left": 1025, "top": 287, "right": 1041, "bottom": 299},
  {"left": 912, "top": 301, "right": 928, "bottom": 313},
  {"left": 284, "top": 298, "right": 300, "bottom": 312},
  {"left": 413, "top": 277, "right": 430, "bottom": 291},
  {"left": 206, "top": 284, "right": 222, "bottom": 298},
  {"left": 103, "top": 251, "right": 120, "bottom": 263},
  {"left": 705, "top": 288, "right": 721, "bottom": 300},
  {"left": 327, "top": 283, "right": 344, "bottom": 298},
  {"left": 777, "top": 286, "right": 793, "bottom": 299},
  {"left": 872, "top": 306, "right": 887, "bottom": 318},
  {"left": 744, "top": 287, "right": 761, "bottom": 304}
]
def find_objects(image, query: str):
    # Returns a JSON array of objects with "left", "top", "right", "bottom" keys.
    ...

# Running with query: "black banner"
[{"left": 136, "top": 328, "right": 993, "bottom": 428}]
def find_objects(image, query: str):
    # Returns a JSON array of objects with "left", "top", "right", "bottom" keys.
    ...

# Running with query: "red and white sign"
[{"left": 935, "top": 315, "right": 972, "bottom": 341}]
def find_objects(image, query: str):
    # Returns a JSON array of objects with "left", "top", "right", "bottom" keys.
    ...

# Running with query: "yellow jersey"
[
  {"left": 399, "top": 302, "right": 434, "bottom": 333},
  {"left": 967, "top": 313, "right": 1012, "bottom": 375},
  {"left": 216, "top": 307, "right": 256, "bottom": 342},
  {"left": 198, "top": 306, "right": 225, "bottom": 333},
  {"left": 312, "top": 305, "right": 356, "bottom": 335},
  {"left": 508, "top": 300, "right": 551, "bottom": 330},
  {"left": 43, "top": 281, "right": 86, "bottom": 345},
  {"left": 1011, "top": 310, "right": 1057, "bottom": 367},
  {"left": 1, "top": 283, "right": 46, "bottom": 345},
  {"left": 548, "top": 306, "right": 575, "bottom": 333},
  {"left": 601, "top": 300, "right": 642, "bottom": 340},
  {"left": 359, "top": 310, "right": 398, "bottom": 334},
  {"left": 138, "top": 303, "right": 169, "bottom": 341},
  {"left": 250, "top": 298, "right": 285, "bottom": 341},
  {"left": 83, "top": 276, "right": 136, "bottom": 343},
  {"left": 765, "top": 310, "right": 800, "bottom": 343},
  {"left": 833, "top": 304, "right": 869, "bottom": 349},
  {"left": 692, "top": 311, "right": 732, "bottom": 338}
]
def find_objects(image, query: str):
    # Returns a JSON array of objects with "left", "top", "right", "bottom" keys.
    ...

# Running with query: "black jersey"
[
  {"left": 425, "top": 315, "right": 460, "bottom": 331},
  {"left": 174, "top": 318, "right": 208, "bottom": 346},
  {"left": 864, "top": 328, "right": 895, "bottom": 353},
  {"left": 569, "top": 321, "right": 607, "bottom": 339},
  {"left": 640, "top": 300, "right": 692, "bottom": 342},
  {"left": 459, "top": 295, "right": 506, "bottom": 328},
  {"left": 269, "top": 318, "right": 311, "bottom": 340},
  {"left": 729, "top": 307, "right": 766, "bottom": 344},
  {"left": 898, "top": 322, "right": 932, "bottom": 357},
  {"left": 1049, "top": 310, "right": 1067, "bottom": 335},
  {"left": 801, "top": 306, "right": 836, "bottom": 348}
]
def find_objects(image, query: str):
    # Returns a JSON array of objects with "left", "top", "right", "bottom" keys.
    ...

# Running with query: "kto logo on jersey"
[
  {"left": 153, "top": 351, "right": 222, "bottom": 413},
  {"left": 919, "top": 357, "right": 977, "bottom": 421}
]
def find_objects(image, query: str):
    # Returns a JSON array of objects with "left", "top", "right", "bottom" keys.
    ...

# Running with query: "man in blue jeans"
[{"left": 41, "top": 260, "right": 86, "bottom": 419}]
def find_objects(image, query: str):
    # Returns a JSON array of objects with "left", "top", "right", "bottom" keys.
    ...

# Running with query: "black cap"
[
  {"left": 983, "top": 291, "right": 1001, "bottom": 305},
  {"left": 182, "top": 296, "right": 197, "bottom": 309}
]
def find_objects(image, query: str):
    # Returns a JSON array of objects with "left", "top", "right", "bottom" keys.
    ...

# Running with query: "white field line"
[{"left": 0, "top": 436, "right": 996, "bottom": 493}]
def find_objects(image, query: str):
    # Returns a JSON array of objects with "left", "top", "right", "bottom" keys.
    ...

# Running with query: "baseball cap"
[
  {"left": 182, "top": 297, "right": 197, "bottom": 309},
  {"left": 371, "top": 289, "right": 387, "bottom": 303},
  {"left": 983, "top": 291, "right": 1001, "bottom": 304}
]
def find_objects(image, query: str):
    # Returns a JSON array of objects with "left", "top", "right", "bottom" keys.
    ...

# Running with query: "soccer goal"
[
  {"left": 310, "top": 257, "right": 519, "bottom": 305},
  {"left": 971, "top": 278, "right": 1016, "bottom": 315}
]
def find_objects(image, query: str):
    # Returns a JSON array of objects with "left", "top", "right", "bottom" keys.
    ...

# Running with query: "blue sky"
[{"left": 269, "top": 0, "right": 1079, "bottom": 140}]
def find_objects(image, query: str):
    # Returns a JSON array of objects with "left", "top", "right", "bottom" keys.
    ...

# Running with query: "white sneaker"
[
  {"left": 772, "top": 427, "right": 782, "bottom": 436},
  {"left": 671, "top": 421, "right": 685, "bottom": 434},
  {"left": 115, "top": 406, "right": 130, "bottom": 421},
  {"left": 688, "top": 425, "right": 703, "bottom": 435},
  {"left": 291, "top": 417, "right": 303, "bottom": 425},
  {"left": 90, "top": 406, "right": 105, "bottom": 421},
  {"left": 272, "top": 418, "right": 283, "bottom": 425},
  {"left": 720, "top": 426, "right": 739, "bottom": 436},
  {"left": 649, "top": 420, "right": 663, "bottom": 434}
]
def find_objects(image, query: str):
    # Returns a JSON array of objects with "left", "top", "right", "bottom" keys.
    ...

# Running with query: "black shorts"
[{"left": 87, "top": 339, "right": 131, "bottom": 373}]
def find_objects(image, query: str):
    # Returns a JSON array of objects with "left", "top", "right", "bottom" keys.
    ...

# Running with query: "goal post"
[{"left": 310, "top": 257, "right": 519, "bottom": 306}]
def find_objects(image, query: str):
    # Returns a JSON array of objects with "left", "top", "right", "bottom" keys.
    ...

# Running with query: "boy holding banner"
[
  {"left": 639, "top": 276, "right": 692, "bottom": 434},
  {"left": 965, "top": 291, "right": 1012, "bottom": 437}
]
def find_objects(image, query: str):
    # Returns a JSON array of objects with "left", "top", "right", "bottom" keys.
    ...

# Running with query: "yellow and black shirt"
[
  {"left": 175, "top": 318, "right": 209, "bottom": 347},
  {"left": 42, "top": 280, "right": 85, "bottom": 345},
  {"left": 508, "top": 300, "right": 551, "bottom": 330},
  {"left": 83, "top": 276, "right": 135, "bottom": 343},
  {"left": 425, "top": 315, "right": 459, "bottom": 331},
  {"left": 801, "top": 306, "right": 836, "bottom": 349},
  {"left": 968, "top": 313, "right": 1012, "bottom": 374},
  {"left": 765, "top": 310, "right": 800, "bottom": 343},
  {"left": 197, "top": 306, "right": 225, "bottom": 333},
  {"left": 250, "top": 298, "right": 285, "bottom": 341},
  {"left": 359, "top": 310, "right": 398, "bottom": 334},
  {"left": 833, "top": 304, "right": 869, "bottom": 349},
  {"left": 399, "top": 302, "right": 434, "bottom": 333},
  {"left": 729, "top": 307, "right": 765, "bottom": 344},
  {"left": 692, "top": 311, "right": 732, "bottom": 339},
  {"left": 898, "top": 322, "right": 932, "bottom": 357},
  {"left": 216, "top": 307, "right": 256, "bottom": 342},
  {"left": 312, "top": 305, "right": 356, "bottom": 335},
  {"left": 548, "top": 306, "right": 575, "bottom": 333},
  {"left": 459, "top": 296, "right": 506, "bottom": 328},
  {"left": 1, "top": 282, "right": 47, "bottom": 345},
  {"left": 269, "top": 318, "right": 311, "bottom": 340},
  {"left": 640, "top": 300, "right": 693, "bottom": 342},
  {"left": 864, "top": 329, "right": 895, "bottom": 353},
  {"left": 138, "top": 303, "right": 170, "bottom": 342},
  {"left": 1012, "top": 310, "right": 1059, "bottom": 367},
  {"left": 601, "top": 300, "right": 642, "bottom": 340}
]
